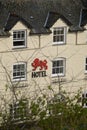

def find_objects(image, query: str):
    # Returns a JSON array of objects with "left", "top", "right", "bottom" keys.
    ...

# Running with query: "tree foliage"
[{"left": 0, "top": 87, "right": 87, "bottom": 130}]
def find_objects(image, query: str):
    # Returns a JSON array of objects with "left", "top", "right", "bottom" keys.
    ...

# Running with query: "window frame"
[
  {"left": 13, "top": 62, "right": 27, "bottom": 81},
  {"left": 85, "top": 57, "right": 87, "bottom": 73},
  {"left": 13, "top": 29, "right": 27, "bottom": 49},
  {"left": 10, "top": 99, "right": 28, "bottom": 120},
  {"left": 53, "top": 27, "right": 66, "bottom": 45},
  {"left": 52, "top": 58, "right": 66, "bottom": 77},
  {"left": 82, "top": 92, "right": 87, "bottom": 108}
]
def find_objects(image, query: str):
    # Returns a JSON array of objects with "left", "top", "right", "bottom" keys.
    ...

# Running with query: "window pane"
[
  {"left": 17, "top": 72, "right": 21, "bottom": 76},
  {"left": 57, "top": 60, "right": 60, "bottom": 66},
  {"left": 86, "top": 58, "right": 87, "bottom": 64},
  {"left": 59, "top": 60, "right": 63, "bottom": 66},
  {"left": 13, "top": 73, "right": 16, "bottom": 77},
  {"left": 57, "top": 36, "right": 60, "bottom": 42},
  {"left": 18, "top": 32, "right": 20, "bottom": 38},
  {"left": 86, "top": 93, "right": 87, "bottom": 97},
  {"left": 13, "top": 65, "right": 16, "bottom": 70},
  {"left": 53, "top": 36, "right": 57, "bottom": 42},
  {"left": 53, "top": 61, "right": 57, "bottom": 67},
  {"left": 57, "top": 30, "right": 60, "bottom": 34},
  {"left": 53, "top": 30, "right": 56, "bottom": 35},
  {"left": 60, "top": 29, "right": 64, "bottom": 34},
  {"left": 21, "top": 72, "right": 25, "bottom": 76},
  {"left": 82, "top": 94, "right": 84, "bottom": 98},
  {"left": 13, "top": 41, "right": 25, "bottom": 46},
  {"left": 56, "top": 68, "right": 59, "bottom": 73},
  {"left": 21, "top": 32, "right": 25, "bottom": 38},
  {"left": 52, "top": 68, "right": 56, "bottom": 74},
  {"left": 60, "top": 67, "right": 63, "bottom": 73},
  {"left": 20, "top": 64, "right": 25, "bottom": 69},
  {"left": 60, "top": 35, "right": 64, "bottom": 41},
  {"left": 13, "top": 33, "right": 16, "bottom": 39},
  {"left": 85, "top": 65, "right": 87, "bottom": 71}
]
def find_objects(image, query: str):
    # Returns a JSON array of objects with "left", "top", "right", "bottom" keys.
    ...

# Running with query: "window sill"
[
  {"left": 85, "top": 72, "right": 87, "bottom": 74},
  {"left": 12, "top": 46, "right": 27, "bottom": 50},
  {"left": 83, "top": 106, "right": 87, "bottom": 108},
  {"left": 52, "top": 42, "right": 66, "bottom": 46},
  {"left": 12, "top": 78, "right": 27, "bottom": 82},
  {"left": 51, "top": 74, "right": 65, "bottom": 78}
]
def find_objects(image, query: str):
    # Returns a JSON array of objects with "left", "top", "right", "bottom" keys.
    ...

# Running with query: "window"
[
  {"left": 82, "top": 92, "right": 87, "bottom": 108},
  {"left": 10, "top": 99, "right": 28, "bottom": 120},
  {"left": 52, "top": 58, "right": 65, "bottom": 76},
  {"left": 13, "top": 62, "right": 26, "bottom": 81},
  {"left": 48, "top": 93, "right": 65, "bottom": 116},
  {"left": 13, "top": 30, "right": 26, "bottom": 48},
  {"left": 53, "top": 27, "right": 66, "bottom": 44},
  {"left": 85, "top": 58, "right": 87, "bottom": 73}
]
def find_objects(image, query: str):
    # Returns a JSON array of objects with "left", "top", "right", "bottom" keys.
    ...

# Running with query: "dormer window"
[
  {"left": 13, "top": 30, "right": 27, "bottom": 48},
  {"left": 53, "top": 27, "right": 66, "bottom": 45}
]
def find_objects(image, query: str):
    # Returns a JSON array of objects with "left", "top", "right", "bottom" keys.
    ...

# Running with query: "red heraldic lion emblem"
[{"left": 31, "top": 58, "right": 48, "bottom": 71}]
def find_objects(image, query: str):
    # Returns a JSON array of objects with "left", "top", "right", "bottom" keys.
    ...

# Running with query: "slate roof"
[
  {"left": 0, "top": 0, "right": 87, "bottom": 36},
  {"left": 4, "top": 13, "right": 32, "bottom": 31},
  {"left": 44, "top": 12, "right": 72, "bottom": 29},
  {"left": 81, "top": 0, "right": 87, "bottom": 7}
]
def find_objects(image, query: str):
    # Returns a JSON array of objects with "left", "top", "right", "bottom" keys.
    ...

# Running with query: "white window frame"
[
  {"left": 13, "top": 30, "right": 27, "bottom": 49},
  {"left": 82, "top": 92, "right": 87, "bottom": 108},
  {"left": 10, "top": 99, "right": 28, "bottom": 120},
  {"left": 13, "top": 62, "right": 27, "bottom": 81},
  {"left": 53, "top": 27, "right": 66, "bottom": 45},
  {"left": 52, "top": 58, "right": 66, "bottom": 77}
]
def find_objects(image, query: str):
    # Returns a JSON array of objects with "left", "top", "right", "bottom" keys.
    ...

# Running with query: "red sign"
[{"left": 31, "top": 58, "right": 48, "bottom": 71}]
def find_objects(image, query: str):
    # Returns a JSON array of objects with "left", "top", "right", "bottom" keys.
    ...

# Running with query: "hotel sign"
[{"left": 31, "top": 58, "right": 48, "bottom": 78}]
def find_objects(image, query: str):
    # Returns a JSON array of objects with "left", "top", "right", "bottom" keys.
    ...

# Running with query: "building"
[{"left": 0, "top": 0, "right": 87, "bottom": 120}]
